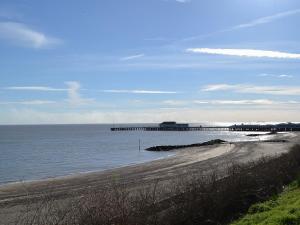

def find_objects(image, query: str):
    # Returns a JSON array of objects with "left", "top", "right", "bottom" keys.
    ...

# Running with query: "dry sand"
[{"left": 0, "top": 132, "right": 299, "bottom": 224}]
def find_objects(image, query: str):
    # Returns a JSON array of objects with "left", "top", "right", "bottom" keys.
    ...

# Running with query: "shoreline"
[
  {"left": 0, "top": 152, "right": 176, "bottom": 188},
  {"left": 0, "top": 132, "right": 294, "bottom": 189},
  {"left": 0, "top": 132, "right": 299, "bottom": 224},
  {"left": 0, "top": 131, "right": 283, "bottom": 188}
]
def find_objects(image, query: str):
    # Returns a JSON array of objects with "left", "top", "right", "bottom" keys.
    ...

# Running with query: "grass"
[{"left": 231, "top": 181, "right": 300, "bottom": 225}]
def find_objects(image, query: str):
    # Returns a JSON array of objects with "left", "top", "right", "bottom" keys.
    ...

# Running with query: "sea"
[{"left": 0, "top": 123, "right": 268, "bottom": 185}]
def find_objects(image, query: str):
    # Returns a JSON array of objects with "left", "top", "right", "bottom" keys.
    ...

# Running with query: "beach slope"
[{"left": 0, "top": 133, "right": 299, "bottom": 224}]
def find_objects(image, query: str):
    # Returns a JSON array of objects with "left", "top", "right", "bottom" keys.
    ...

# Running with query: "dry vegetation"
[{"left": 15, "top": 144, "right": 300, "bottom": 225}]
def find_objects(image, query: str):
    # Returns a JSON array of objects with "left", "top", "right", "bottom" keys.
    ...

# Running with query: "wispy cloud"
[
  {"left": 65, "top": 81, "right": 94, "bottom": 106},
  {"left": 0, "top": 100, "right": 56, "bottom": 105},
  {"left": 2, "top": 107, "right": 300, "bottom": 124},
  {"left": 144, "top": 37, "right": 173, "bottom": 41},
  {"left": 258, "top": 73, "right": 294, "bottom": 78},
  {"left": 162, "top": 99, "right": 299, "bottom": 106},
  {"left": 0, "top": 22, "right": 61, "bottom": 48},
  {"left": 175, "top": 0, "right": 191, "bottom": 3},
  {"left": 231, "top": 9, "right": 300, "bottom": 30},
  {"left": 279, "top": 74, "right": 294, "bottom": 78},
  {"left": 21, "top": 100, "right": 56, "bottom": 105},
  {"left": 5, "top": 86, "right": 66, "bottom": 91},
  {"left": 120, "top": 54, "right": 144, "bottom": 61},
  {"left": 102, "top": 89, "right": 178, "bottom": 94},
  {"left": 180, "top": 9, "right": 300, "bottom": 42},
  {"left": 187, "top": 48, "right": 300, "bottom": 59},
  {"left": 48, "top": 51, "right": 300, "bottom": 73},
  {"left": 199, "top": 99, "right": 276, "bottom": 105},
  {"left": 163, "top": 0, "right": 191, "bottom": 3},
  {"left": 5, "top": 82, "right": 93, "bottom": 106},
  {"left": 202, "top": 84, "right": 300, "bottom": 96},
  {"left": 162, "top": 100, "right": 187, "bottom": 106}
]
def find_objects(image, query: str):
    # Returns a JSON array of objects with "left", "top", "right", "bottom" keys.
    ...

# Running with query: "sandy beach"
[{"left": 0, "top": 132, "right": 299, "bottom": 224}]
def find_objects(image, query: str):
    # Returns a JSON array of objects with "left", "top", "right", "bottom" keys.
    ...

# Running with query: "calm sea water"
[{"left": 0, "top": 124, "right": 265, "bottom": 185}]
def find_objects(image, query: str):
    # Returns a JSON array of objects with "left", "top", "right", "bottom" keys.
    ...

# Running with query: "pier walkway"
[
  {"left": 111, "top": 124, "right": 300, "bottom": 132},
  {"left": 111, "top": 126, "right": 229, "bottom": 131}
]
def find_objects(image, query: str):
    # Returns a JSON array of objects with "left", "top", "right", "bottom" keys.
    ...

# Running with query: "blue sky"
[{"left": 0, "top": 0, "right": 300, "bottom": 124}]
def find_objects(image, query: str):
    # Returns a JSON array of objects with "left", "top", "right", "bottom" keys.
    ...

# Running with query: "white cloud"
[
  {"left": 187, "top": 48, "right": 300, "bottom": 59},
  {"left": 162, "top": 99, "right": 299, "bottom": 106},
  {"left": 162, "top": 100, "right": 187, "bottom": 106},
  {"left": 0, "top": 100, "right": 56, "bottom": 105},
  {"left": 191, "top": 100, "right": 209, "bottom": 104},
  {"left": 179, "top": 9, "right": 300, "bottom": 42},
  {"left": 175, "top": 0, "right": 191, "bottom": 3},
  {"left": 102, "top": 89, "right": 177, "bottom": 94},
  {"left": 52, "top": 51, "right": 300, "bottom": 73},
  {"left": 258, "top": 73, "right": 293, "bottom": 78},
  {"left": 120, "top": 54, "right": 144, "bottom": 61},
  {"left": 65, "top": 81, "right": 94, "bottom": 106},
  {"left": 144, "top": 37, "right": 172, "bottom": 41},
  {"left": 163, "top": 0, "right": 191, "bottom": 3},
  {"left": 207, "top": 99, "right": 276, "bottom": 105},
  {"left": 258, "top": 73, "right": 270, "bottom": 77},
  {"left": 1, "top": 108, "right": 299, "bottom": 124},
  {"left": 21, "top": 100, "right": 56, "bottom": 105},
  {"left": 5, "top": 86, "right": 66, "bottom": 91},
  {"left": 202, "top": 84, "right": 300, "bottom": 96},
  {"left": 0, "top": 22, "right": 61, "bottom": 48},
  {"left": 5, "top": 81, "right": 93, "bottom": 106},
  {"left": 232, "top": 9, "right": 300, "bottom": 30},
  {"left": 279, "top": 74, "right": 294, "bottom": 78}
]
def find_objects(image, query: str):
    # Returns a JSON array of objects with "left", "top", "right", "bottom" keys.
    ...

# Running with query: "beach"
[{"left": 0, "top": 132, "right": 299, "bottom": 224}]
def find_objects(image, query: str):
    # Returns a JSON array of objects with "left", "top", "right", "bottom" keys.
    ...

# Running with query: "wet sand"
[{"left": 0, "top": 132, "right": 299, "bottom": 224}]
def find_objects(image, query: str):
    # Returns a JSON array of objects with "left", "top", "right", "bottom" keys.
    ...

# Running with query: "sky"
[{"left": 0, "top": 0, "right": 300, "bottom": 124}]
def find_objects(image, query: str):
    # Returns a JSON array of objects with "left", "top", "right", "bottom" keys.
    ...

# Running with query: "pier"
[
  {"left": 111, "top": 122, "right": 300, "bottom": 132},
  {"left": 111, "top": 126, "right": 229, "bottom": 131}
]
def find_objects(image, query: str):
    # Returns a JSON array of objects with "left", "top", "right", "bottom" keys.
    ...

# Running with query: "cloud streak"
[
  {"left": 187, "top": 48, "right": 300, "bottom": 59},
  {"left": 195, "top": 99, "right": 295, "bottom": 105},
  {"left": 120, "top": 54, "right": 144, "bottom": 61},
  {"left": 0, "top": 100, "right": 56, "bottom": 105},
  {"left": 0, "top": 22, "right": 61, "bottom": 48},
  {"left": 231, "top": 9, "right": 300, "bottom": 30},
  {"left": 5, "top": 82, "right": 93, "bottom": 106},
  {"left": 202, "top": 84, "right": 300, "bottom": 96},
  {"left": 258, "top": 73, "right": 294, "bottom": 78},
  {"left": 175, "top": 0, "right": 191, "bottom": 3},
  {"left": 102, "top": 89, "right": 178, "bottom": 94},
  {"left": 162, "top": 99, "right": 299, "bottom": 106},
  {"left": 5, "top": 86, "right": 66, "bottom": 91},
  {"left": 180, "top": 9, "right": 300, "bottom": 42},
  {"left": 2, "top": 107, "right": 299, "bottom": 125}
]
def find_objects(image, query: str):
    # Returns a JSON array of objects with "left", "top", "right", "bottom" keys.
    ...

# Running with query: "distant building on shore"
[
  {"left": 229, "top": 122, "right": 300, "bottom": 132},
  {"left": 159, "top": 121, "right": 189, "bottom": 129}
]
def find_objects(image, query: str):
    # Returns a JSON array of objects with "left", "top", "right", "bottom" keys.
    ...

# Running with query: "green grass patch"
[{"left": 231, "top": 182, "right": 300, "bottom": 225}]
